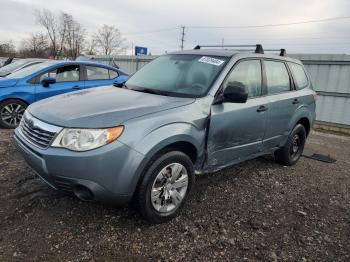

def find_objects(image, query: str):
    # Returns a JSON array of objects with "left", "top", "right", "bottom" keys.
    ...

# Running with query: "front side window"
[
  {"left": 126, "top": 54, "right": 228, "bottom": 97},
  {"left": 288, "top": 62, "right": 308, "bottom": 89},
  {"left": 86, "top": 66, "right": 110, "bottom": 80},
  {"left": 265, "top": 60, "right": 290, "bottom": 95},
  {"left": 40, "top": 65, "right": 80, "bottom": 83},
  {"left": 224, "top": 60, "right": 262, "bottom": 98}
]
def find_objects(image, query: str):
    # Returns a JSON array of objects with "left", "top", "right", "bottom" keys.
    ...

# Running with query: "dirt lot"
[{"left": 0, "top": 129, "right": 349, "bottom": 261}]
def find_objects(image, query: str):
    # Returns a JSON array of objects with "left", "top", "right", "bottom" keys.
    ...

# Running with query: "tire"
[
  {"left": 136, "top": 151, "right": 195, "bottom": 223},
  {"left": 274, "top": 124, "right": 306, "bottom": 166},
  {"left": 0, "top": 99, "right": 27, "bottom": 129}
]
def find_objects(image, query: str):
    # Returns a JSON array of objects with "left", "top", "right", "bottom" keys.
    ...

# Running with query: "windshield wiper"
[{"left": 130, "top": 88, "right": 169, "bottom": 96}]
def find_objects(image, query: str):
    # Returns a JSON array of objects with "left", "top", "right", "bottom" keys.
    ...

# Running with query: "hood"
[
  {"left": 0, "top": 78, "right": 19, "bottom": 88},
  {"left": 28, "top": 86, "right": 195, "bottom": 128}
]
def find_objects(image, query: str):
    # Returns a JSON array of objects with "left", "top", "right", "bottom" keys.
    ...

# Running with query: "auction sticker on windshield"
[{"left": 198, "top": 56, "right": 225, "bottom": 66}]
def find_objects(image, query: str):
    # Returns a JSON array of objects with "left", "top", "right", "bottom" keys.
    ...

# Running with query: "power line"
[
  {"left": 124, "top": 27, "right": 179, "bottom": 36},
  {"left": 123, "top": 16, "right": 350, "bottom": 38},
  {"left": 186, "top": 16, "right": 350, "bottom": 29}
]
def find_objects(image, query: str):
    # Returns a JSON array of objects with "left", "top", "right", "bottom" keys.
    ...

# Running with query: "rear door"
[
  {"left": 206, "top": 59, "right": 268, "bottom": 168},
  {"left": 35, "top": 64, "right": 84, "bottom": 101},
  {"left": 262, "top": 60, "right": 298, "bottom": 150},
  {"left": 83, "top": 65, "right": 120, "bottom": 89}
]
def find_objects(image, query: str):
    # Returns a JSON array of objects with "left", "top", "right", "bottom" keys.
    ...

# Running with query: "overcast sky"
[{"left": 1, "top": 0, "right": 350, "bottom": 54}]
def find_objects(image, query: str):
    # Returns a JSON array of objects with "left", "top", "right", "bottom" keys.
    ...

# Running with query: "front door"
[
  {"left": 35, "top": 64, "right": 84, "bottom": 101},
  {"left": 206, "top": 59, "right": 268, "bottom": 169}
]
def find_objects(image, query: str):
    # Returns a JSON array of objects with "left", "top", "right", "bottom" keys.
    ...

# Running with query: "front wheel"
[
  {"left": 274, "top": 124, "right": 306, "bottom": 166},
  {"left": 136, "top": 151, "right": 195, "bottom": 223},
  {"left": 0, "top": 100, "right": 27, "bottom": 129}
]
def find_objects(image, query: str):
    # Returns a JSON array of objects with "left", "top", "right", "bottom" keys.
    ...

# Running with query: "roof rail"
[
  {"left": 264, "top": 48, "right": 287, "bottom": 57},
  {"left": 193, "top": 44, "right": 265, "bottom": 54}
]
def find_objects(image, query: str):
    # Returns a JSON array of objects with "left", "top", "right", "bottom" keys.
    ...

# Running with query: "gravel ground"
[{"left": 0, "top": 129, "right": 349, "bottom": 261}]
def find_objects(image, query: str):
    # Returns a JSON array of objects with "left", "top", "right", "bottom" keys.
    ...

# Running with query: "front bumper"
[{"left": 14, "top": 129, "right": 147, "bottom": 206}]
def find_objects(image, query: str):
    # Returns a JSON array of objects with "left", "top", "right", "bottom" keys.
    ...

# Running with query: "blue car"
[{"left": 0, "top": 61, "right": 128, "bottom": 128}]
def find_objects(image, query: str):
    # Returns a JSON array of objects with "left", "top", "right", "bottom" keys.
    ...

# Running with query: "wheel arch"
[
  {"left": 296, "top": 117, "right": 311, "bottom": 137},
  {"left": 130, "top": 136, "right": 202, "bottom": 198},
  {"left": 0, "top": 97, "right": 29, "bottom": 106}
]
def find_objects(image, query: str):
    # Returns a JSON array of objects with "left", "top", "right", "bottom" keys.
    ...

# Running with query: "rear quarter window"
[
  {"left": 86, "top": 66, "right": 110, "bottom": 80},
  {"left": 109, "top": 70, "right": 119, "bottom": 79},
  {"left": 288, "top": 62, "right": 308, "bottom": 89}
]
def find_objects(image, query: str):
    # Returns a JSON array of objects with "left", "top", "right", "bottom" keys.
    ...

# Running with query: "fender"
[
  {"left": 123, "top": 122, "right": 206, "bottom": 196},
  {"left": 279, "top": 104, "right": 314, "bottom": 146},
  {"left": 0, "top": 86, "right": 36, "bottom": 104},
  {"left": 134, "top": 122, "right": 206, "bottom": 159}
]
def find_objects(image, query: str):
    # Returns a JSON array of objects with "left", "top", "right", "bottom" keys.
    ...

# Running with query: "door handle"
[
  {"left": 257, "top": 105, "right": 268, "bottom": 112},
  {"left": 72, "top": 85, "right": 81, "bottom": 89},
  {"left": 292, "top": 99, "right": 300, "bottom": 104}
]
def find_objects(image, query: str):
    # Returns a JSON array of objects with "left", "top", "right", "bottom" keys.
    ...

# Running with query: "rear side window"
[
  {"left": 288, "top": 62, "right": 308, "bottom": 89},
  {"left": 224, "top": 60, "right": 262, "bottom": 98},
  {"left": 265, "top": 60, "right": 290, "bottom": 95},
  {"left": 86, "top": 66, "right": 110, "bottom": 80}
]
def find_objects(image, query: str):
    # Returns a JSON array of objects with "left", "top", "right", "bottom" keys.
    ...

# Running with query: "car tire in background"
[
  {"left": 274, "top": 123, "right": 306, "bottom": 166},
  {"left": 136, "top": 151, "right": 195, "bottom": 223},
  {"left": 0, "top": 99, "right": 27, "bottom": 129}
]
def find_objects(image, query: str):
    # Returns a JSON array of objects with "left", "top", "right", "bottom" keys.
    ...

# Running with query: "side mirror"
[
  {"left": 113, "top": 79, "right": 127, "bottom": 88},
  {"left": 41, "top": 76, "right": 56, "bottom": 87},
  {"left": 223, "top": 83, "right": 248, "bottom": 103}
]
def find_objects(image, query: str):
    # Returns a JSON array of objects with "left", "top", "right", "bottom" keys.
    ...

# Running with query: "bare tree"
[
  {"left": 35, "top": 9, "right": 59, "bottom": 57},
  {"left": 0, "top": 41, "right": 16, "bottom": 57},
  {"left": 84, "top": 39, "right": 98, "bottom": 55},
  {"left": 35, "top": 9, "right": 86, "bottom": 59},
  {"left": 64, "top": 15, "right": 86, "bottom": 59},
  {"left": 93, "top": 25, "right": 125, "bottom": 55},
  {"left": 20, "top": 33, "right": 48, "bottom": 58}
]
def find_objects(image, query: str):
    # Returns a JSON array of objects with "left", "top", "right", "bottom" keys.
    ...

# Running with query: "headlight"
[{"left": 51, "top": 126, "right": 124, "bottom": 151}]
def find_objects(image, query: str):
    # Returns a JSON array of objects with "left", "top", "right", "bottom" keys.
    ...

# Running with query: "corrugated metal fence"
[
  {"left": 91, "top": 54, "right": 350, "bottom": 128},
  {"left": 290, "top": 54, "right": 350, "bottom": 128}
]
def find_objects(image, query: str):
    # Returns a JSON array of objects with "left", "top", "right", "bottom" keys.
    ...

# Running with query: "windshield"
[
  {"left": 0, "top": 60, "right": 31, "bottom": 76},
  {"left": 6, "top": 62, "right": 54, "bottom": 79},
  {"left": 126, "top": 54, "right": 228, "bottom": 97}
]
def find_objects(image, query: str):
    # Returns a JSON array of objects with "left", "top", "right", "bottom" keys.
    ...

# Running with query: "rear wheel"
[
  {"left": 0, "top": 100, "right": 27, "bottom": 129},
  {"left": 274, "top": 124, "right": 306, "bottom": 166},
  {"left": 136, "top": 151, "right": 194, "bottom": 223}
]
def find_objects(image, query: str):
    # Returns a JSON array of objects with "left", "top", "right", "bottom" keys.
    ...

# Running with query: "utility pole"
[{"left": 180, "top": 26, "right": 186, "bottom": 50}]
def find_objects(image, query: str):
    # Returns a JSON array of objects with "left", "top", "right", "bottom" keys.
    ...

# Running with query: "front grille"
[{"left": 19, "top": 112, "right": 62, "bottom": 149}]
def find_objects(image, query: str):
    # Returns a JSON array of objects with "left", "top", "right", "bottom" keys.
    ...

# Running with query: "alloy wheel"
[
  {"left": 151, "top": 163, "right": 189, "bottom": 213},
  {"left": 0, "top": 103, "right": 25, "bottom": 127}
]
